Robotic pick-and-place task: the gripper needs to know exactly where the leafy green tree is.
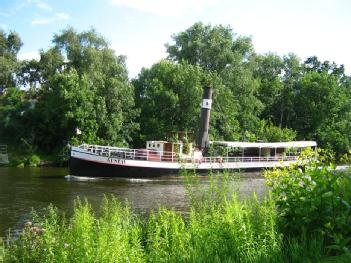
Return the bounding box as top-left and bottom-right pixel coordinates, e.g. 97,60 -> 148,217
220,64 -> 263,136
317,116 -> 351,154
50,28 -> 138,146
0,30 -> 22,90
292,72 -> 338,136
277,54 -> 303,127
166,22 -> 253,72
290,70 -> 351,153
255,120 -> 296,142
30,70 -> 97,152
134,60 -> 204,143
304,56 -> 346,80
166,23 -> 260,139
133,60 -> 241,145
19,28 -> 139,155
0,87 -> 28,143
253,53 -> 284,121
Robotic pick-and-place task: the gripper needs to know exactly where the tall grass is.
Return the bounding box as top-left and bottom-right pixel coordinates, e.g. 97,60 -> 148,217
0,171 -> 344,262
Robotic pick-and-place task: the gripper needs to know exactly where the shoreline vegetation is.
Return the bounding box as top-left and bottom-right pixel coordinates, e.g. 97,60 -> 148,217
1,152 -> 350,262
2,23 -> 351,167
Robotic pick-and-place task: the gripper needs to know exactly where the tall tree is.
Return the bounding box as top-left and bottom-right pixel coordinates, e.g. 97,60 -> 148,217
253,53 -> 284,122
22,28 -> 139,154
133,60 -> 241,145
0,30 -> 22,90
292,71 -> 349,139
220,64 -> 263,135
166,22 -> 253,72
166,23 -> 262,138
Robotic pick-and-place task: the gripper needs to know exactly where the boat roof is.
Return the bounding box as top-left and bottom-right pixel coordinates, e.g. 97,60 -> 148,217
210,141 -> 317,148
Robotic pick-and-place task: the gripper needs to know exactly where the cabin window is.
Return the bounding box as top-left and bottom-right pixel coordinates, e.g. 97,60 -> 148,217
153,144 -> 155,147
148,143 -> 151,147
157,144 -> 160,148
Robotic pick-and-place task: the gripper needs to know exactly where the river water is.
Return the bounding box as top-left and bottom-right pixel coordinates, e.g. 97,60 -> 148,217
0,167 -> 266,238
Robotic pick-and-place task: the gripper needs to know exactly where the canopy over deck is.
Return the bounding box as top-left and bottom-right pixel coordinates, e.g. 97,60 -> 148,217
210,141 -> 317,148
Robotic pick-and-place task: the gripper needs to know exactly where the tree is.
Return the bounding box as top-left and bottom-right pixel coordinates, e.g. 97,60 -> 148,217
133,60 -> 241,145
291,70 -> 351,154
255,120 -> 296,142
220,64 -> 263,136
292,72 -> 339,136
0,30 -> 22,90
166,23 -> 261,139
20,28 -> 139,155
0,87 -> 29,144
166,22 -> 253,72
253,53 -> 284,121
30,70 -> 97,152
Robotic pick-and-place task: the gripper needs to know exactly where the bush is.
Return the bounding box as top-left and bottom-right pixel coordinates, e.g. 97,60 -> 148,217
264,149 -> 351,253
26,154 -> 41,167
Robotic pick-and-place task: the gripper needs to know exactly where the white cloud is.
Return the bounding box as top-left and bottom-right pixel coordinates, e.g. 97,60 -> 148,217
18,51 -> 40,61
111,0 -> 219,16
31,12 -> 69,25
27,0 -> 53,11
0,24 -> 8,29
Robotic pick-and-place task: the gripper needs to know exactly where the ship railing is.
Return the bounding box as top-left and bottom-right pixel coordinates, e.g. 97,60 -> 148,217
200,155 -> 298,163
79,144 -> 179,161
78,144 -> 299,163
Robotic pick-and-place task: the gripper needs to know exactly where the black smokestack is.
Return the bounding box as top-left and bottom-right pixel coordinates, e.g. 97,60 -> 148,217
197,87 -> 213,150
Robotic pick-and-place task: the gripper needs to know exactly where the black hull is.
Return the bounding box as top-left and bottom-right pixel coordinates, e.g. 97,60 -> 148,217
69,157 -> 214,178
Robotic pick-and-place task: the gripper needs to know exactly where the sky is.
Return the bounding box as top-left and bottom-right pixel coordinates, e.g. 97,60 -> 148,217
1,0 -> 350,78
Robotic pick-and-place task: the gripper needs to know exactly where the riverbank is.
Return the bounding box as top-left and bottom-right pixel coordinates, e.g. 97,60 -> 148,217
4,148 -> 68,168
1,162 -> 350,262
0,167 -> 267,238
0,191 -> 343,263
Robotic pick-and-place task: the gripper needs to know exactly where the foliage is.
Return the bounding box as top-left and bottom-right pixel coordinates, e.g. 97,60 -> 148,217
26,154 -> 41,167
3,198 -> 144,263
2,24 -> 351,162
1,173 -> 341,262
133,60 -> 203,142
1,28 -> 139,161
255,120 -> 296,142
265,149 -> 351,253
183,142 -> 190,154
133,60 -> 241,144
166,22 -> 261,139
0,30 -> 22,89
0,87 -> 28,143
166,22 -> 253,72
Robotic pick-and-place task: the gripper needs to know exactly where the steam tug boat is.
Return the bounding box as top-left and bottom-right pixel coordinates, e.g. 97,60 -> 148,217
69,87 -> 317,177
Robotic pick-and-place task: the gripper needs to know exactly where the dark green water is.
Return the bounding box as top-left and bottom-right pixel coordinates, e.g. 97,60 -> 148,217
0,167 -> 266,237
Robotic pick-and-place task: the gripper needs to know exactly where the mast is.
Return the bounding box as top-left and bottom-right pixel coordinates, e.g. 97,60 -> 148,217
196,87 -> 213,150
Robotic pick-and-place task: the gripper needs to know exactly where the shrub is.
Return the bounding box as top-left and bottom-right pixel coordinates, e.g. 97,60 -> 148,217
26,154 -> 41,167
264,149 -> 351,253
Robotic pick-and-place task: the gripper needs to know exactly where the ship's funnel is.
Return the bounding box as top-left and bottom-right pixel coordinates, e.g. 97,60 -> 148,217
196,87 -> 213,150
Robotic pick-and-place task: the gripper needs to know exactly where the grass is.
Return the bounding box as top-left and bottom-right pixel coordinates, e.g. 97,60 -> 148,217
0,172 -> 349,262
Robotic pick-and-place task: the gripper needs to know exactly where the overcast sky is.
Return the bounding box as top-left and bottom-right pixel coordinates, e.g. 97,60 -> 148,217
1,0 -> 350,78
